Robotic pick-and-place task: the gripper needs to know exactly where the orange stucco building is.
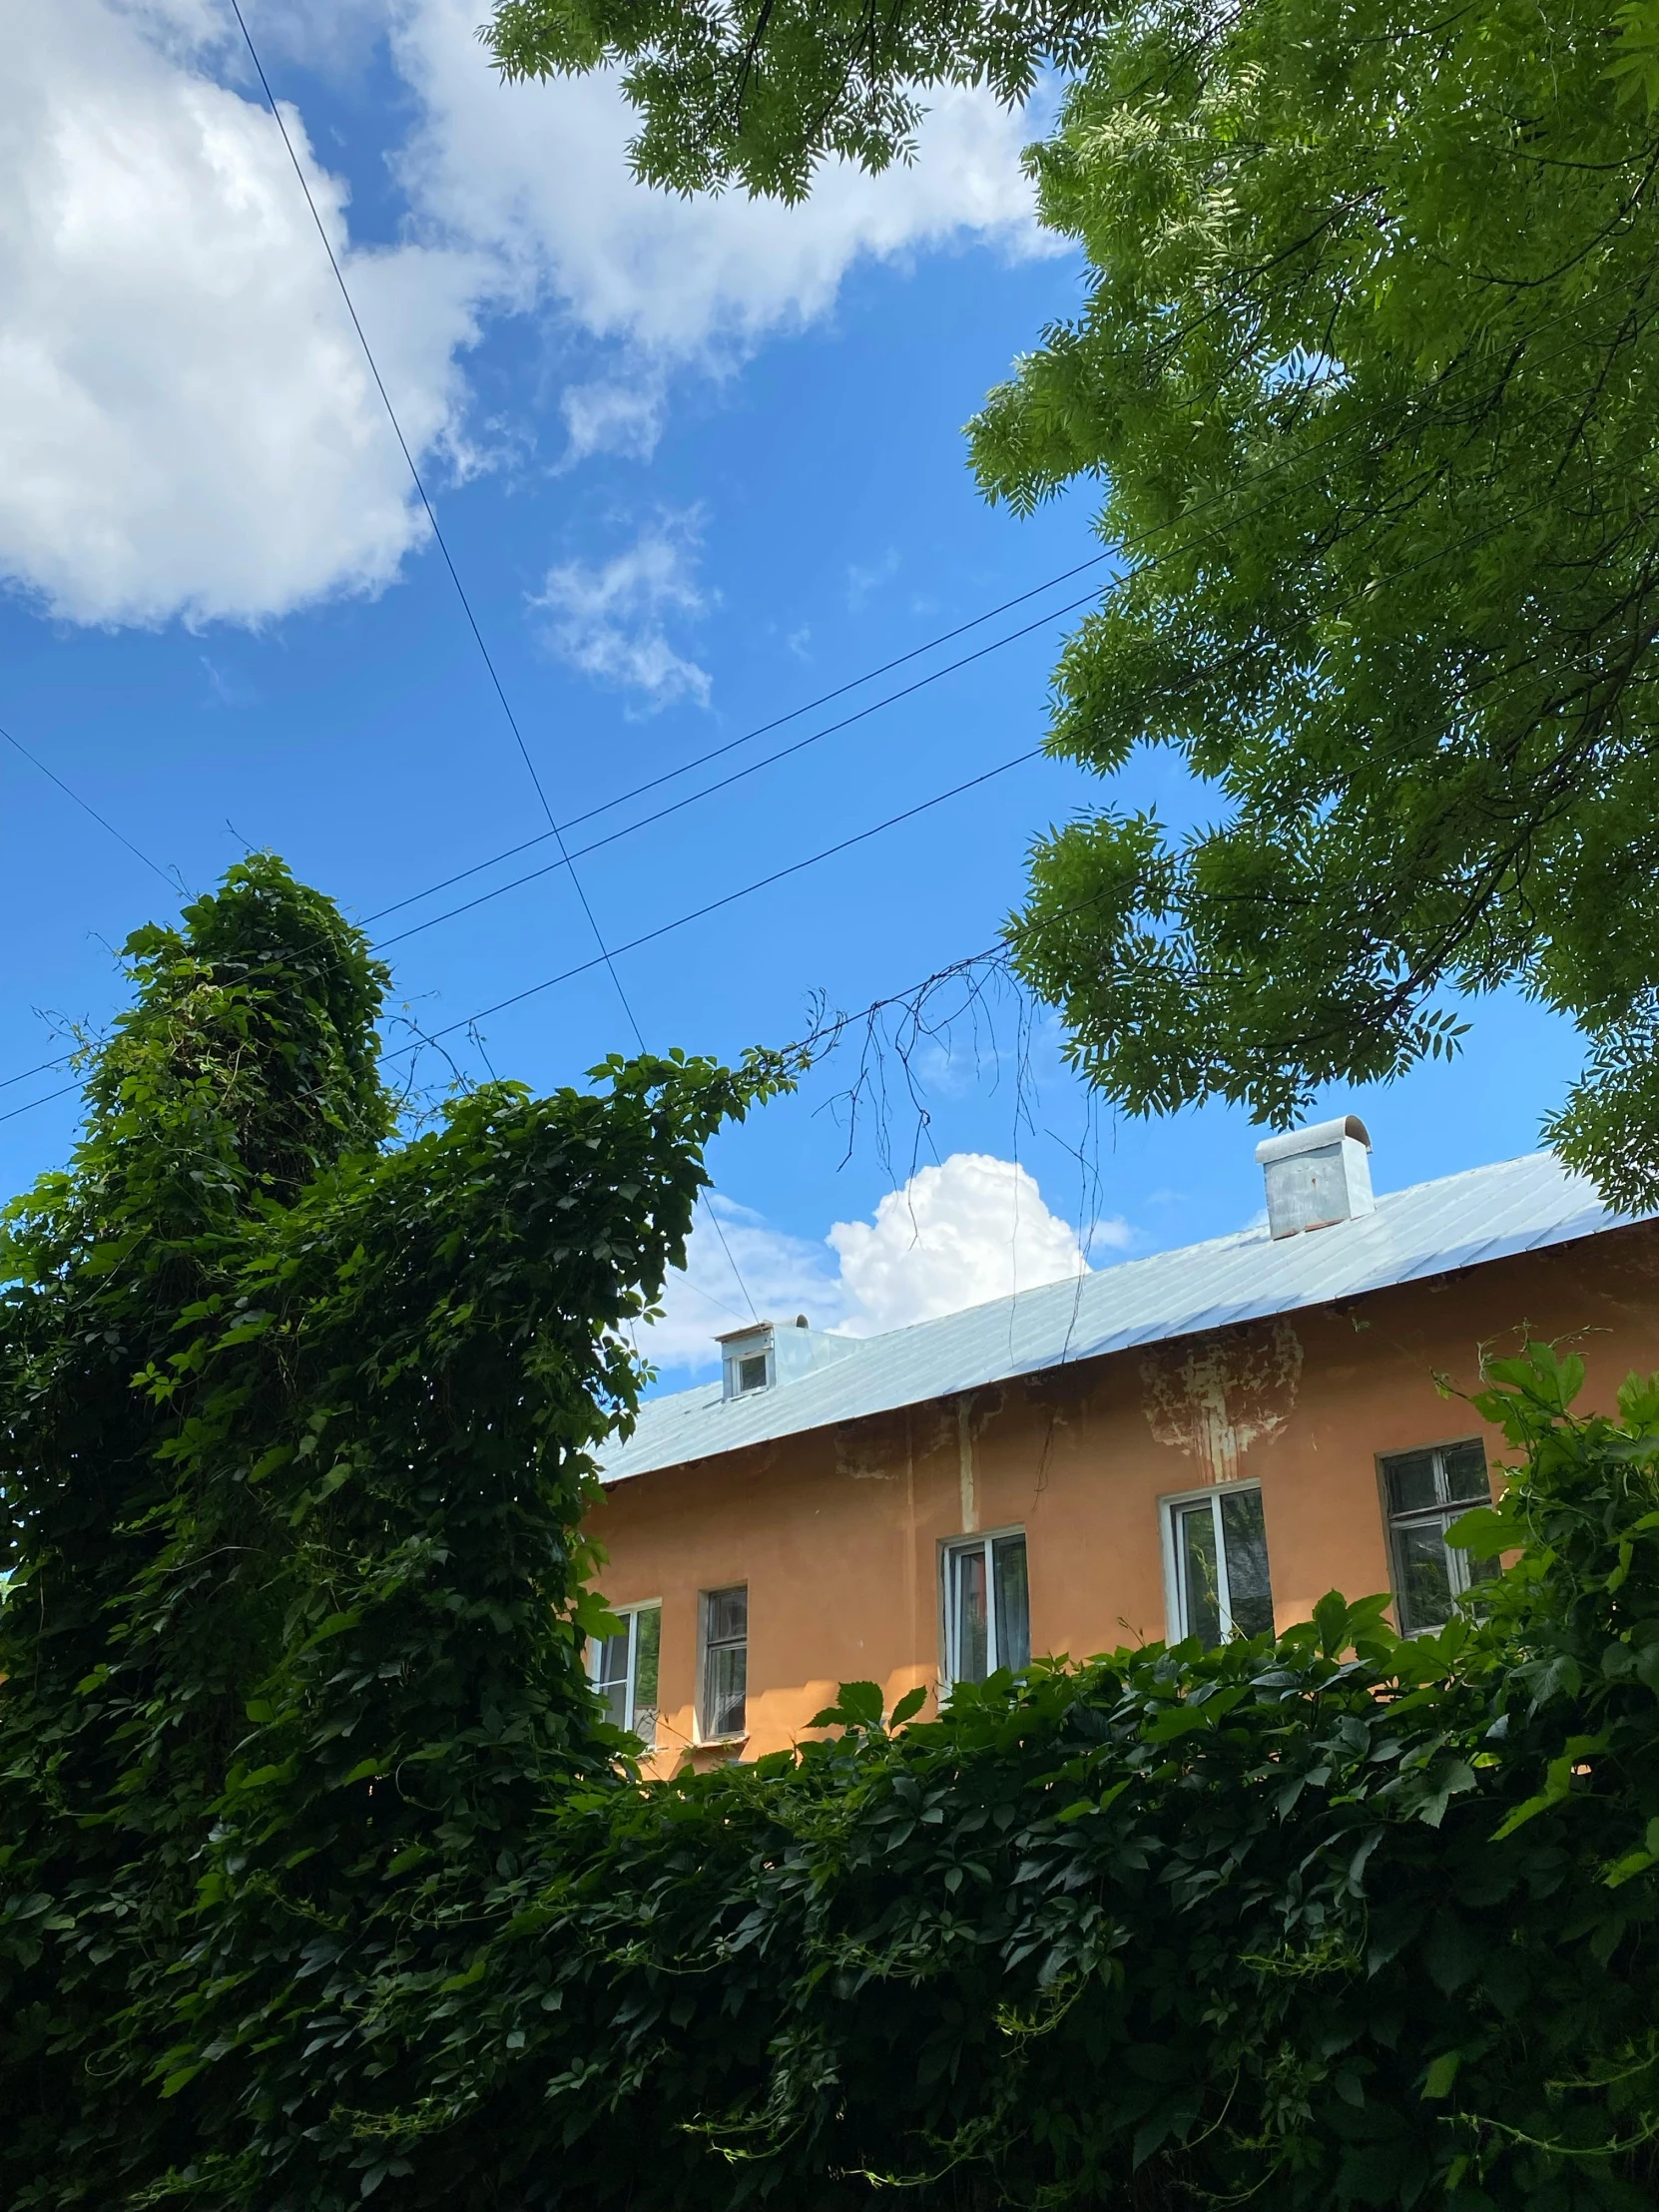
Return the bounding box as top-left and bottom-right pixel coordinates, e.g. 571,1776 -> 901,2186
586,1124 -> 1659,1775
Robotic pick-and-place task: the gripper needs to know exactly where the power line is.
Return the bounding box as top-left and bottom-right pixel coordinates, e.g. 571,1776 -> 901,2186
0,744 -> 1060,1129
0,743 -> 1038,1124
0,407 -> 1355,1107
0,1080 -> 81,1127
345,404 -> 1381,946
362,559 -> 1112,926
0,1052 -> 77,1094
226,9 -> 551,818
224,1 -> 647,1039
380,746 -> 1044,1058
227,3 -> 760,1312
370,583 -> 1101,949
1,723 -> 179,891
0,560 -> 1087,1109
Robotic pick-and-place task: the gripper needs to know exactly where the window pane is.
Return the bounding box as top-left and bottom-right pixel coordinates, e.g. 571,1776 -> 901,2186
703,1587 -> 747,1738
1383,1449 -> 1439,1516
633,1607 -> 660,1748
1176,1502 -> 1224,1647
705,1641 -> 747,1738
706,1585 -> 747,1646
594,1628 -> 631,1729
992,1535 -> 1030,1673
951,1544 -> 989,1684
738,1354 -> 769,1392
1441,1440 -> 1490,1504
1218,1488 -> 1274,1639
1394,1517 -> 1454,1634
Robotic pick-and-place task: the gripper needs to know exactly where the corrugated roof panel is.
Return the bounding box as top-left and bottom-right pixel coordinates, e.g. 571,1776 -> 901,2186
597,1153 -> 1630,1484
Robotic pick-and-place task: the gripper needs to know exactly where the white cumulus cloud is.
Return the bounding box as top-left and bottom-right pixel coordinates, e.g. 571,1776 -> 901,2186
0,0 -> 1054,630
389,0 -> 1052,360
0,0 -> 485,626
638,1153 -> 1122,1378
531,510 -> 712,709
829,1153 -> 1090,1335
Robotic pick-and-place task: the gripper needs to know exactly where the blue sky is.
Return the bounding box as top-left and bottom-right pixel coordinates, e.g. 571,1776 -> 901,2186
0,0 -> 1586,1379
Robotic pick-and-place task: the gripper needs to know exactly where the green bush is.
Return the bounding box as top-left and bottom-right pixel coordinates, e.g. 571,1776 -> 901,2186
4,862 -> 1659,2209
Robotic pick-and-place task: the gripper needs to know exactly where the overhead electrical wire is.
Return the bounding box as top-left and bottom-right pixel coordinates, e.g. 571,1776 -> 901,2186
224,1 -> 765,1313
361,559 -> 1113,926
377,746 -> 1045,1060
0,396 -> 1383,1119
0,741 -> 1046,1125
0,554 -> 1098,1109
0,1081 -> 82,1127
223,1 -> 639,1009
226,11 -> 551,814
368,586 -> 1101,948
0,433 -> 1339,1113
0,247 -> 1618,1151
2,322 -> 1388,1110
0,1052 -> 77,1094
1,722 -> 180,891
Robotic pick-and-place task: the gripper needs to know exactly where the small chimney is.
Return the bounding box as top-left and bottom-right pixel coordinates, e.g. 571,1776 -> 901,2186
1255,1115 -> 1375,1239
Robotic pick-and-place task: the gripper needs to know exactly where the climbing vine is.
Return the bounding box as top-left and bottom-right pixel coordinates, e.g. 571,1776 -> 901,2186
0,856 -> 788,2207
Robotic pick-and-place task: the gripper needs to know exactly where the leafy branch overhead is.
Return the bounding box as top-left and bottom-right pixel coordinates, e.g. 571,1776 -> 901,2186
487,0 -> 1659,1208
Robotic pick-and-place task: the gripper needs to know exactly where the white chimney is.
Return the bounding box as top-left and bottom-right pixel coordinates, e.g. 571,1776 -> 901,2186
1254,1115 -> 1375,1239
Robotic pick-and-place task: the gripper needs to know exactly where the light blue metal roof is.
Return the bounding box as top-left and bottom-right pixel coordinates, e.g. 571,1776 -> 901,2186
597,1152 -> 1629,1484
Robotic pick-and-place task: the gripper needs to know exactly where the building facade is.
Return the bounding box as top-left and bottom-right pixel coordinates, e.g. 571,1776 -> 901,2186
587,1125 -> 1659,1774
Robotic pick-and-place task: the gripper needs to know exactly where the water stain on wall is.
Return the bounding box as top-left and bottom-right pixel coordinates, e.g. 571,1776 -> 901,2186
1140,1319 -> 1305,1482
835,1406 -> 947,1482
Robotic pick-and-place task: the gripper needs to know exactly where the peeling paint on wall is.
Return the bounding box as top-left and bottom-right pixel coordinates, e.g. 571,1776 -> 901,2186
1140,1319 -> 1305,1483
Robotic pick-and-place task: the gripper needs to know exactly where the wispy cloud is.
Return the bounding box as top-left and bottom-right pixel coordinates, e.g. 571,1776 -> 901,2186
846,548 -> 900,610
559,374 -> 667,466
530,509 -> 712,711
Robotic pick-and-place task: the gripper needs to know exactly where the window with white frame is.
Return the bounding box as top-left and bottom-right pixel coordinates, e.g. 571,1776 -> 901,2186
942,1530 -> 1030,1688
701,1584 -> 748,1740
721,1335 -> 773,1398
1381,1439 -> 1496,1634
588,1602 -> 660,1748
1165,1484 -> 1275,1645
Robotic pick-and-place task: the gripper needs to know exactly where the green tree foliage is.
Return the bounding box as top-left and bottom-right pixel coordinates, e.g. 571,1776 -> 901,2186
486,0 -> 1098,199
9,859 -> 1659,2211
0,855 -> 786,2207
484,0 -> 1659,1209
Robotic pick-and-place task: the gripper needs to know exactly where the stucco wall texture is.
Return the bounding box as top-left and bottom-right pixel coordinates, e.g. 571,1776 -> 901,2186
587,1222 -> 1659,1776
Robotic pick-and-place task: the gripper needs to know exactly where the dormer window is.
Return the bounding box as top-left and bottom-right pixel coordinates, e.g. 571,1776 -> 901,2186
719,1323 -> 776,1400
715,1315 -> 859,1401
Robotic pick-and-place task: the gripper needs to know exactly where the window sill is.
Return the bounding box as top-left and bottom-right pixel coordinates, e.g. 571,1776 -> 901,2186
682,1734 -> 748,1774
